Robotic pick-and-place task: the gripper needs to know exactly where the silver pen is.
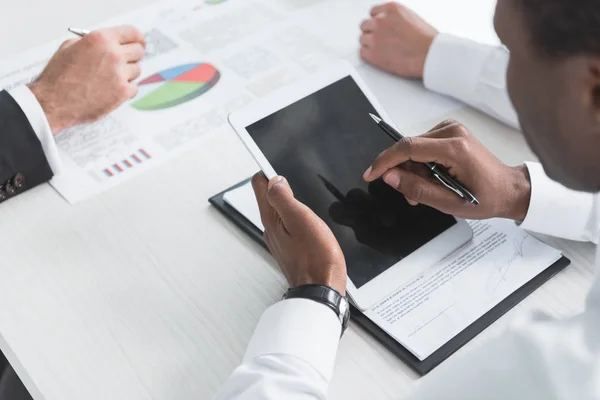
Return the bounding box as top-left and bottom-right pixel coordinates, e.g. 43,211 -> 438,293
68,28 -> 90,37
369,113 -> 479,205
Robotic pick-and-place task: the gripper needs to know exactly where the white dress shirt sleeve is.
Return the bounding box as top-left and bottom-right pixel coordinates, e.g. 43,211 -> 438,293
6,86 -> 63,175
213,299 -> 341,400
410,301 -> 600,400
520,162 -> 600,243
424,34 -> 519,130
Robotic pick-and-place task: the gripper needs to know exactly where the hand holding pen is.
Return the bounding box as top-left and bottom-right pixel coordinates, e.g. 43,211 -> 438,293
363,118 -> 532,221
369,114 -> 478,204
27,26 -> 146,134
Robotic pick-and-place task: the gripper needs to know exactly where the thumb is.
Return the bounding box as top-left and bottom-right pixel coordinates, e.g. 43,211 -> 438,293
267,177 -> 306,228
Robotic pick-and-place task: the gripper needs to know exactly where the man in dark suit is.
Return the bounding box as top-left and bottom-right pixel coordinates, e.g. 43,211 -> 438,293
0,25 -> 146,204
0,24 -> 146,399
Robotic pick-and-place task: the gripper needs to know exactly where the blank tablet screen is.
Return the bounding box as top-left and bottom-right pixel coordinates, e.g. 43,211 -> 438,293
246,76 -> 456,288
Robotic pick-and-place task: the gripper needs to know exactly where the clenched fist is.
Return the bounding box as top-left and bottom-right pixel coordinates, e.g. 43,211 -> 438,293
29,25 -> 146,134
360,2 -> 438,78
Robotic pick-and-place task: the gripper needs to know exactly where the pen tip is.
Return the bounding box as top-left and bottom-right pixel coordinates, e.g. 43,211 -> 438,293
369,113 -> 381,123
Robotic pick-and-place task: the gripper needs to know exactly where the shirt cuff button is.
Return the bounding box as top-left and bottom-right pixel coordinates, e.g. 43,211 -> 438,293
13,174 -> 24,189
5,182 -> 15,196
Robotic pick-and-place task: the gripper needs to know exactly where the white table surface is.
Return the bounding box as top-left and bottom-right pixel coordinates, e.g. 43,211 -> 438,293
0,1 -> 596,399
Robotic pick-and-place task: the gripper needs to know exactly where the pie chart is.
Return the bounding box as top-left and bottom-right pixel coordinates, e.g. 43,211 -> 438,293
133,63 -> 221,111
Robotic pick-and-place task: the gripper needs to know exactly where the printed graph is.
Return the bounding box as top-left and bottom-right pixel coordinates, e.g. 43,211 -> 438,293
103,149 -> 152,177
133,63 -> 221,111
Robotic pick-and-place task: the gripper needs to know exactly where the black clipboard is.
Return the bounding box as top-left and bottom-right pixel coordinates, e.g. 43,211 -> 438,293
209,178 -> 571,376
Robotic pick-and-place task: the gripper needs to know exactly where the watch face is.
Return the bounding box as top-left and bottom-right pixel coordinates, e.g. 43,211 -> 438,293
339,298 -> 349,316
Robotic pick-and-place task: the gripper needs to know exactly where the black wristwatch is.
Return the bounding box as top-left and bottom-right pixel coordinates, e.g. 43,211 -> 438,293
283,284 -> 350,336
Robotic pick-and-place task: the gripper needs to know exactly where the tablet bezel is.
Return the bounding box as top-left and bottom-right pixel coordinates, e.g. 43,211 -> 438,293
229,60 -> 473,311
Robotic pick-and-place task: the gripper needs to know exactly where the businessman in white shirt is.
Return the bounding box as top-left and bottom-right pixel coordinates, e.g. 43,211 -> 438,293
0,25 -> 145,400
215,0 -> 600,399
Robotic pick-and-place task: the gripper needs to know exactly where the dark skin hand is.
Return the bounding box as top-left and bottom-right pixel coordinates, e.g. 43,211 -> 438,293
364,120 -> 532,221
252,173 -> 347,294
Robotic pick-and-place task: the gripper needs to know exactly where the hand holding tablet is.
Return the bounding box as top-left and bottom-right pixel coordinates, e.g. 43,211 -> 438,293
251,174 -> 348,295
229,60 -> 473,310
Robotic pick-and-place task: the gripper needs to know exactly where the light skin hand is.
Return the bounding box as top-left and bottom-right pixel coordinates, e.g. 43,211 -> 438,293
363,121 -> 532,221
28,25 -> 146,134
252,173 -> 347,294
360,2 -> 438,78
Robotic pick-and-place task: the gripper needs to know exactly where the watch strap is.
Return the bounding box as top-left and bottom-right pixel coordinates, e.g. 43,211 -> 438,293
283,284 -> 350,336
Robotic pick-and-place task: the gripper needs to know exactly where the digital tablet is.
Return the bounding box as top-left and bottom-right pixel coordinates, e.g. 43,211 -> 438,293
229,60 -> 473,310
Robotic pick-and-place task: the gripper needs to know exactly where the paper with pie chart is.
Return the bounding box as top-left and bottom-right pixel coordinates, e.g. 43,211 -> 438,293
0,0 -> 369,204
133,63 -> 221,111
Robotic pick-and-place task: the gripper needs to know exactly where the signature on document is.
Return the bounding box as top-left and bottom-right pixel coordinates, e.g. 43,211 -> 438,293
486,234 -> 529,294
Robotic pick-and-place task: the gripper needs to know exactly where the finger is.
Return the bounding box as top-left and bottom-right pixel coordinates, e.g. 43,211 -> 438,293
360,46 -> 375,64
266,177 -> 312,230
368,122 -> 466,179
364,122 -> 469,182
394,162 -> 431,206
401,160 -> 430,179
426,120 -> 457,134
382,167 -> 475,214
360,18 -> 376,33
124,83 -> 138,99
126,63 -> 142,82
364,136 -> 456,181
121,43 -> 145,62
359,33 -> 374,48
110,25 -> 146,46
423,120 -> 466,139
59,38 -> 79,50
252,173 -> 278,230
371,2 -> 396,16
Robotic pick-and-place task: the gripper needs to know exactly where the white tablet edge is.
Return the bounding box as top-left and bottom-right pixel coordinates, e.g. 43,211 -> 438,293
228,60 -> 473,311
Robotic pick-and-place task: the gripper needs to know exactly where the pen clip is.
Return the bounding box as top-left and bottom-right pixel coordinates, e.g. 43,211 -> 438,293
432,172 -> 465,198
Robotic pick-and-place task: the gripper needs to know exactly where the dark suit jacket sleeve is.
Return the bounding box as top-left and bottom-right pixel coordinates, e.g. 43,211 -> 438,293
0,90 -> 53,203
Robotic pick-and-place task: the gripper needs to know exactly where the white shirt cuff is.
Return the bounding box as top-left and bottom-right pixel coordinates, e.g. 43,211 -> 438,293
520,162 -> 597,242
424,33 -> 496,103
7,86 -> 63,175
243,299 -> 341,381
